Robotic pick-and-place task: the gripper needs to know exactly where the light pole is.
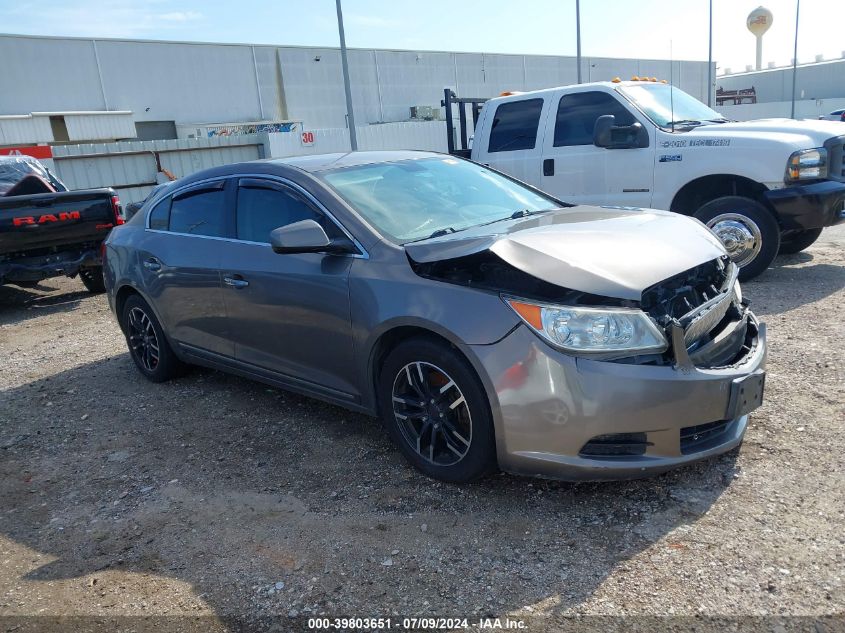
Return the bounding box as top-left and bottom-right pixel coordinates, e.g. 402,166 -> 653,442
707,0 -> 713,107
575,0 -> 582,83
336,0 -> 358,150
790,0 -> 800,119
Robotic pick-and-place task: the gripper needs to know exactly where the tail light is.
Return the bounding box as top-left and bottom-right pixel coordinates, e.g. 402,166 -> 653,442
111,194 -> 125,226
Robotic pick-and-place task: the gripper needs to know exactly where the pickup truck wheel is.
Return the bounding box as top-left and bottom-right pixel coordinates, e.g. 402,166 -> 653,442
122,295 -> 181,383
779,228 -> 823,255
378,338 -> 497,483
694,196 -> 780,281
79,267 -> 106,293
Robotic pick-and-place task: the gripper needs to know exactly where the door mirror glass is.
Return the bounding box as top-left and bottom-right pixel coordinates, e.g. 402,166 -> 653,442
593,115 -> 648,149
270,219 -> 354,255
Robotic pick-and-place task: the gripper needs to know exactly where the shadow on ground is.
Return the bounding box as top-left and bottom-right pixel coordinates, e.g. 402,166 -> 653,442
1,354 -> 740,631
0,280 -> 92,326
745,253 -> 844,313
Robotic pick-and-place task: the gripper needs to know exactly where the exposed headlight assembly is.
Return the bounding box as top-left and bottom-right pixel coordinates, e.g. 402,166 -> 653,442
786,147 -> 827,182
504,298 -> 668,357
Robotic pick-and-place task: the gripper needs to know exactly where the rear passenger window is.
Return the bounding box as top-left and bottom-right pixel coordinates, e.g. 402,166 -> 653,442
236,182 -> 341,243
168,185 -> 227,237
148,198 -> 170,230
488,99 -> 544,153
553,91 -> 636,147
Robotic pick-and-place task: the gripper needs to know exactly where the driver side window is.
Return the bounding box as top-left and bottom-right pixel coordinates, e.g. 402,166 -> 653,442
236,179 -> 342,243
554,92 -> 636,147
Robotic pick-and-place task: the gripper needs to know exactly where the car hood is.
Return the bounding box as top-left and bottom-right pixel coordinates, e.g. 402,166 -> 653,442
686,118 -> 844,147
404,206 -> 726,301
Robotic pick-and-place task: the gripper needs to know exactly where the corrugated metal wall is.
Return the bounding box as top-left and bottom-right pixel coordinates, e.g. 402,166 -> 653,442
0,34 -> 713,132
266,121 -> 447,158
717,59 -> 845,103
52,135 -> 267,203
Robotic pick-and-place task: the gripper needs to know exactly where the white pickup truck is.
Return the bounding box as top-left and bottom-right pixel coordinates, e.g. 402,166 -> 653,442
444,81 -> 845,279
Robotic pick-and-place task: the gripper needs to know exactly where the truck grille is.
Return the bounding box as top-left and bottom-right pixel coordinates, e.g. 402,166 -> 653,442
824,135 -> 845,182
641,257 -> 740,350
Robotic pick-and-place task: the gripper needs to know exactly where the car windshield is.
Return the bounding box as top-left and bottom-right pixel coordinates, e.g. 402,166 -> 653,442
320,157 -> 559,243
618,84 -> 726,128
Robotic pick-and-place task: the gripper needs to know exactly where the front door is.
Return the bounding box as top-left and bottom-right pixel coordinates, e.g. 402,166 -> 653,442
216,177 -> 358,399
540,90 -> 654,207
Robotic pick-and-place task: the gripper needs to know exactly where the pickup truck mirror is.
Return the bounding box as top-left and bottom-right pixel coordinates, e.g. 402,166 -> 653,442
270,219 -> 356,255
593,115 -> 649,149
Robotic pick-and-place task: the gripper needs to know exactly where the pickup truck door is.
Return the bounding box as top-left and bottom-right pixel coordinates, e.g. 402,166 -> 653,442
472,97 -> 551,187
139,179 -> 233,357
539,90 -> 654,208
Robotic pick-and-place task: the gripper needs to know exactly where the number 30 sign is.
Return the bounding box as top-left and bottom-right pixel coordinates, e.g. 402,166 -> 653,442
301,131 -> 315,146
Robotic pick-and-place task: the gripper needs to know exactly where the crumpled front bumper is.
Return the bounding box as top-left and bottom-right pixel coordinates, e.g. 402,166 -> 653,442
470,315 -> 767,481
765,180 -> 845,230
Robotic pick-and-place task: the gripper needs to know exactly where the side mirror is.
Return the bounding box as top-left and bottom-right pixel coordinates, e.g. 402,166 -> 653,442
270,219 -> 356,255
593,114 -> 649,149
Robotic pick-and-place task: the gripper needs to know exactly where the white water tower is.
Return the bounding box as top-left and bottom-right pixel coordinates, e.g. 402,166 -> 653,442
747,6 -> 773,71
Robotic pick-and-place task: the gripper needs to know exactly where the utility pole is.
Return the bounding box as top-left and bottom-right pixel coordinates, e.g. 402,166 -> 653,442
336,0 -> 358,150
707,0 -> 713,107
575,0 -> 582,83
790,0 -> 800,119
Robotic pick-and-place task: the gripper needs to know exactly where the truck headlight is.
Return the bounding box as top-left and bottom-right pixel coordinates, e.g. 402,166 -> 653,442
786,147 -> 827,182
505,298 -> 668,356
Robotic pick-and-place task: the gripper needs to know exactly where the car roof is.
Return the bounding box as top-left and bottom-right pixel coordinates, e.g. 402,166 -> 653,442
268,150 -> 443,173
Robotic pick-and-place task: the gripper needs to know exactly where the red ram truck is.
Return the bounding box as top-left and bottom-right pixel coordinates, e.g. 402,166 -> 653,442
0,155 -> 122,293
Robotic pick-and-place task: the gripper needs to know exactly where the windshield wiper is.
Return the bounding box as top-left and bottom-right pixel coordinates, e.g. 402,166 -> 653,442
706,118 -> 731,123
428,227 -> 458,238
667,119 -> 702,128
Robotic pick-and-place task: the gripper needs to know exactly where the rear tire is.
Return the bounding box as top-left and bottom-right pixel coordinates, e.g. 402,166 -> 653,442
377,338 -> 497,483
694,196 -> 780,282
778,228 -> 823,255
79,267 -> 106,293
122,294 -> 181,383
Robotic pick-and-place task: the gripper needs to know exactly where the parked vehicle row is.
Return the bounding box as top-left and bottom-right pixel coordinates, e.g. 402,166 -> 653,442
103,152 -> 766,483
0,155 -> 121,292
445,80 -> 845,280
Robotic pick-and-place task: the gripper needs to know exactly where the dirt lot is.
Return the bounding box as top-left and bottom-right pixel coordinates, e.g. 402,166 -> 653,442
1,227 -> 843,632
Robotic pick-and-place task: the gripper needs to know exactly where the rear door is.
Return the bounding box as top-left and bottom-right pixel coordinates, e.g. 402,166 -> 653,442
216,177 -> 358,399
540,90 -> 654,207
473,97 -> 549,187
138,179 -> 233,357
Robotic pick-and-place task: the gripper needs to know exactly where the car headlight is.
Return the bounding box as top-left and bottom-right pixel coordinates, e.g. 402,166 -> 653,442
786,147 -> 827,182
504,297 -> 668,357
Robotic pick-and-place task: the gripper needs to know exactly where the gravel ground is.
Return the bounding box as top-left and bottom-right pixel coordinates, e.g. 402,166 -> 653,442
1,226 -> 843,632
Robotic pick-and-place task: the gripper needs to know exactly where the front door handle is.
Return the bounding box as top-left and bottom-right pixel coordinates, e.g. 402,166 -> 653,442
143,257 -> 162,272
223,275 -> 249,289
543,158 -> 555,176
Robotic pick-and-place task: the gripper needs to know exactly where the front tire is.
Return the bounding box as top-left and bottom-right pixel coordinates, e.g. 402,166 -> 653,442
378,338 -> 497,483
122,294 -> 181,383
79,267 -> 106,293
694,196 -> 780,282
779,228 -> 823,255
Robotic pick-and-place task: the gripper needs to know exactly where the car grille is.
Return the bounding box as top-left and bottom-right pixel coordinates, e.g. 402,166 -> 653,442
825,135 -> 845,182
579,432 -> 650,458
680,420 -> 732,455
641,257 -> 740,350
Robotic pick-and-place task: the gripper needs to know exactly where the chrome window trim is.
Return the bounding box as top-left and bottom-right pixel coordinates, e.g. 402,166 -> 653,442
144,173 -> 369,259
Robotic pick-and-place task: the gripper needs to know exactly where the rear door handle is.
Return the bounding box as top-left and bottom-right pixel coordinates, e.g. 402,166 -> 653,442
223,275 -> 249,289
143,257 -> 162,272
543,158 -> 555,177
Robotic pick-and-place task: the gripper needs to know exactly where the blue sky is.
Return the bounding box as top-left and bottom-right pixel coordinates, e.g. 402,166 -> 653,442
1,0 -> 842,72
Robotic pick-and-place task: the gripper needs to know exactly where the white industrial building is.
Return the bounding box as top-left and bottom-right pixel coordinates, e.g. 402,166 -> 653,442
0,33 -> 713,145
715,56 -> 845,120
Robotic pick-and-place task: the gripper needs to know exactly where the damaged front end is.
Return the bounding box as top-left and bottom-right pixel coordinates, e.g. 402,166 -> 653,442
640,256 -> 760,370
411,248 -> 759,371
